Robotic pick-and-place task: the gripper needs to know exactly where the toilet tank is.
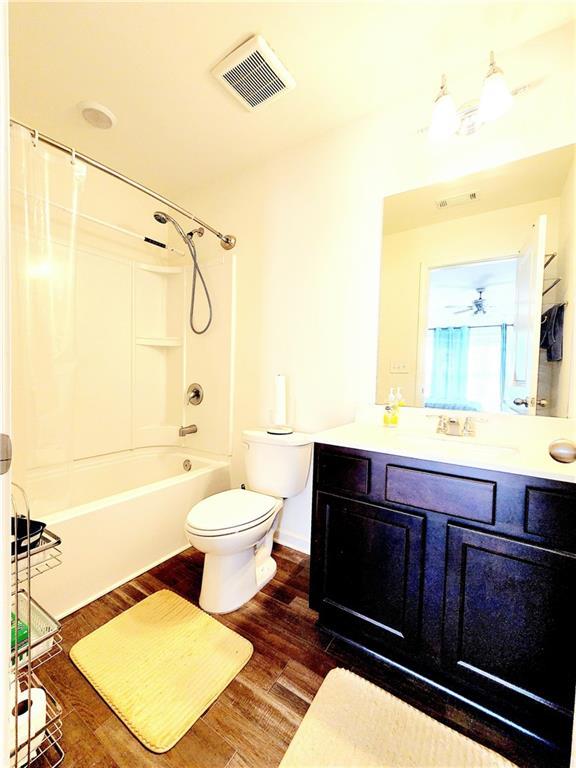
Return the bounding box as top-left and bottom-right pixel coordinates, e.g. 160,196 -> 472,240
242,429 -> 313,498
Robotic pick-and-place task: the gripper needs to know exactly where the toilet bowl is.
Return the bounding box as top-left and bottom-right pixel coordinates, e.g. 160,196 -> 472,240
185,428 -> 312,614
186,488 -> 283,613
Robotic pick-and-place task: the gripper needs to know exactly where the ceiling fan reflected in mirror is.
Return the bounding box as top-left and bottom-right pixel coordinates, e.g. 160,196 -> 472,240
446,287 -> 488,315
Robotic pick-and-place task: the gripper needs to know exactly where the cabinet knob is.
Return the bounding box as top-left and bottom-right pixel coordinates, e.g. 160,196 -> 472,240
549,439 -> 576,464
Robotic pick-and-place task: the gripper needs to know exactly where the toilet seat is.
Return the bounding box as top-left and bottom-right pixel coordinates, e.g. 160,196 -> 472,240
186,488 -> 281,537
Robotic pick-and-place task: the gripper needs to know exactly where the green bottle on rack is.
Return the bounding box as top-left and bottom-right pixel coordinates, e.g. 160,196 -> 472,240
10,612 -> 29,651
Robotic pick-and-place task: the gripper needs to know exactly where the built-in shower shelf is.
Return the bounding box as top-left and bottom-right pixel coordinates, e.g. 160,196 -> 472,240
135,337 -> 182,347
136,263 -> 184,275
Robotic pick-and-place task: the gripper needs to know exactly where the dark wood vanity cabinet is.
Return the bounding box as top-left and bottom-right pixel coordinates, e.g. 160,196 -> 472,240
310,443 -> 576,754
316,493 -> 425,654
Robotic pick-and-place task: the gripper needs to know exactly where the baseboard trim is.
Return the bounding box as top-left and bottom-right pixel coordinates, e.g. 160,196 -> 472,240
274,527 -> 310,554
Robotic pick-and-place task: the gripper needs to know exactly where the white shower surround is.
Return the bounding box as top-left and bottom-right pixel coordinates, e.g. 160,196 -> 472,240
30,448 -> 230,618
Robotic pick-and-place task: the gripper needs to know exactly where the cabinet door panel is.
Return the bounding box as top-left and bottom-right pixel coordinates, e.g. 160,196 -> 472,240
318,493 -> 424,652
443,525 -> 576,720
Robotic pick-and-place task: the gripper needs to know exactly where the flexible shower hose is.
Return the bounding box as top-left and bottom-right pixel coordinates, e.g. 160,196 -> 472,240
185,234 -> 212,335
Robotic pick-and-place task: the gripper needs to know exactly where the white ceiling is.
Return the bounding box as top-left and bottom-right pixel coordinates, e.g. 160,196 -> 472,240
428,259 -> 517,327
9,2 -> 576,197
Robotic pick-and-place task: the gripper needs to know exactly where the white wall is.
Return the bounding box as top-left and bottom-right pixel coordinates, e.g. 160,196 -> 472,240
377,197 -> 560,405
181,249 -> 236,458
185,22 -> 576,553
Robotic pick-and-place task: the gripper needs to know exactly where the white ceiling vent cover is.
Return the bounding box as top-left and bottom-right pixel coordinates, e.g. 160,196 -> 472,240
435,191 -> 479,209
212,35 -> 295,111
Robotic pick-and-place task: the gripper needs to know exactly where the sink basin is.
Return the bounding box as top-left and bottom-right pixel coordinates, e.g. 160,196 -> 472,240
390,434 -> 519,458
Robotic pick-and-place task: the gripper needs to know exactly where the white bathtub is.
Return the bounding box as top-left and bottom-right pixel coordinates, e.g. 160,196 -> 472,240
28,448 -> 230,618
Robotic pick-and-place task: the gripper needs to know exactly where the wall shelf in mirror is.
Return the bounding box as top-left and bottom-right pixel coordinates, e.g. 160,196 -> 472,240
544,252 -> 557,269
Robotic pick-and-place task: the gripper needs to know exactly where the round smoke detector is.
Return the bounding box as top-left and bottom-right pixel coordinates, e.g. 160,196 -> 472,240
78,101 -> 117,130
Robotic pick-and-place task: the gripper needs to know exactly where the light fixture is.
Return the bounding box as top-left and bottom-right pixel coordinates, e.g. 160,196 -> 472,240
428,75 -> 458,142
78,101 -> 117,130
478,51 -> 512,123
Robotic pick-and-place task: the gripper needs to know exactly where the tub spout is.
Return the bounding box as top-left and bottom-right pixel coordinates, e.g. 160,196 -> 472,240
179,424 -> 198,437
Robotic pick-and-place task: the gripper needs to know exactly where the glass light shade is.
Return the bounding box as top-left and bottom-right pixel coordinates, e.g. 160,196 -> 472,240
428,93 -> 458,141
478,71 -> 512,122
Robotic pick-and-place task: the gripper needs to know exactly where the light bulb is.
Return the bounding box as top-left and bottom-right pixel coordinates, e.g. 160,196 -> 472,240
428,75 -> 458,142
478,52 -> 512,123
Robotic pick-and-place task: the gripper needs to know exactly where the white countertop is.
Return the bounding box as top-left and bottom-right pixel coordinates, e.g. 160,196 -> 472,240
314,421 -> 576,484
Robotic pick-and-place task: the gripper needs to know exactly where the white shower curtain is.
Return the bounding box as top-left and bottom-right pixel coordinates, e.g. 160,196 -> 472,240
10,125 -> 86,488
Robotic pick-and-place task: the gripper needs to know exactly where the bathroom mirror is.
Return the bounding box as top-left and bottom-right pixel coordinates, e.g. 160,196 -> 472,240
377,144 -> 575,417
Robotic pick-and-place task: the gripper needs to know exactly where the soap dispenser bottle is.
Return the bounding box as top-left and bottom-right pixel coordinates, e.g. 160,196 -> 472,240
383,388 -> 399,428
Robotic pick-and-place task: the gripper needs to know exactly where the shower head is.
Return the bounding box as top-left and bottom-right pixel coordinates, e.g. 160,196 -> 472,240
154,210 -> 236,250
153,210 -> 189,241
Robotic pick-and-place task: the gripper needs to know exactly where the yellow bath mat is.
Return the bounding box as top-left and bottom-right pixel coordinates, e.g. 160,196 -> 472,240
280,668 -> 518,767
70,589 -> 253,753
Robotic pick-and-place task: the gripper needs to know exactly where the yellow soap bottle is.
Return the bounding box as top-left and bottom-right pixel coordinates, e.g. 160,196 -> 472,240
383,404 -> 398,428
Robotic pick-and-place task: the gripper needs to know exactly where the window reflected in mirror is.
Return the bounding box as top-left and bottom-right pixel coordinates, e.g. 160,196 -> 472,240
423,259 -> 517,413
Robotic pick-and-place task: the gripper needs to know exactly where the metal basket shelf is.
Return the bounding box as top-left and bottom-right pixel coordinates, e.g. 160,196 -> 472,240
10,673 -> 63,768
31,724 -> 65,768
11,592 -> 62,672
11,529 -> 62,590
10,482 -> 65,767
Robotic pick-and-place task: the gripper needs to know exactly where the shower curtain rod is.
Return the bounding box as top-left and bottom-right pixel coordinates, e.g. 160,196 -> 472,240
12,187 -> 187,258
10,118 -> 237,250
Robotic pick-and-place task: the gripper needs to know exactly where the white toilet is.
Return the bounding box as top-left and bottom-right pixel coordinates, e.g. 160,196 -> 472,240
185,429 -> 312,614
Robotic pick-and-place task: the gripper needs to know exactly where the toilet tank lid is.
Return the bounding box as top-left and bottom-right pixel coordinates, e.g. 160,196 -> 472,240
242,429 -> 312,447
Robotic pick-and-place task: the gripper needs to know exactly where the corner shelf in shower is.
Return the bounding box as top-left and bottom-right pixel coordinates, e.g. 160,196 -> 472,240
136,263 -> 185,275
135,336 -> 182,347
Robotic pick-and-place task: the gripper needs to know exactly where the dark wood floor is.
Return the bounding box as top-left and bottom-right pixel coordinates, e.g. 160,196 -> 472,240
36,544 -> 564,768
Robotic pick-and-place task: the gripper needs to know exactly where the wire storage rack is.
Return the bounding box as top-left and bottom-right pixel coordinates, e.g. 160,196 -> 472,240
10,483 -> 64,768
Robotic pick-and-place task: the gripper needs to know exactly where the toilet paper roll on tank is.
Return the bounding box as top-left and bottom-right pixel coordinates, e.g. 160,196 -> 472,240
267,374 -> 294,435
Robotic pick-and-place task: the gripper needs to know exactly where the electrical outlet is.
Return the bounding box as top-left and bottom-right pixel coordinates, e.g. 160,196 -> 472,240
389,361 -> 409,374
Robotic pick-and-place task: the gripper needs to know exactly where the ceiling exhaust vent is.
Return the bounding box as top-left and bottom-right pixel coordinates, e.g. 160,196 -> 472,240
212,35 -> 295,111
435,191 -> 479,209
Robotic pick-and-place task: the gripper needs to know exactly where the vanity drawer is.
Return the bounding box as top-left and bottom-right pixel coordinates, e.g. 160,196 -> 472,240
385,465 -> 496,523
525,488 -> 576,550
317,451 -> 371,495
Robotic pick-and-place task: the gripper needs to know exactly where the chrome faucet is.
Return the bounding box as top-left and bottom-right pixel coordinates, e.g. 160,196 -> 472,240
445,416 -> 463,436
179,424 -> 198,437
436,415 -> 474,437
